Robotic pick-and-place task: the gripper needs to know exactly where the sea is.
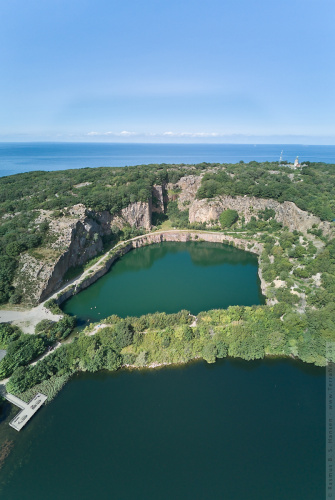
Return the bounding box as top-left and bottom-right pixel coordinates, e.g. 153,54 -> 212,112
0,142 -> 335,177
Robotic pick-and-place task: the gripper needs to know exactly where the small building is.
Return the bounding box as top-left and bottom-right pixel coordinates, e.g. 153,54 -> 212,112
294,156 -> 301,168
283,156 -> 304,170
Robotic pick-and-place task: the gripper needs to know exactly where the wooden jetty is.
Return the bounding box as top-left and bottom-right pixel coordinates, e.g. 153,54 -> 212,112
5,393 -> 47,431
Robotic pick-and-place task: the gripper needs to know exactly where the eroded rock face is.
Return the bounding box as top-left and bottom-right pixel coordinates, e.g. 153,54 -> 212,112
167,175 -> 202,210
189,195 -> 333,235
152,185 -> 165,213
114,200 -> 152,229
166,174 -> 332,236
15,206 -> 104,305
94,200 -> 152,231
14,199 -> 153,304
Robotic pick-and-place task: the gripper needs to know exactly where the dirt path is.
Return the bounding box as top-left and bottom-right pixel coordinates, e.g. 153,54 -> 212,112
30,342 -> 62,366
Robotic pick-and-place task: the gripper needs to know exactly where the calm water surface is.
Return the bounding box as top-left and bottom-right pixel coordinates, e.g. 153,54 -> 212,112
62,241 -> 264,323
1,142 -> 335,177
0,359 -> 325,500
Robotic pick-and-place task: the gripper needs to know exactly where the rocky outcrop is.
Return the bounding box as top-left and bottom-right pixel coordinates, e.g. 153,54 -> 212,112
167,175 -> 202,210
189,195 -> 333,235
15,205 -> 104,305
112,201 -> 152,230
152,184 -> 165,213
165,174 -> 332,235
14,198 -> 154,305
94,200 -> 152,232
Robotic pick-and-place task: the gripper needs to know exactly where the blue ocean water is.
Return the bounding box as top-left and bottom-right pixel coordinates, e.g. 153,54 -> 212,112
0,143 -> 335,177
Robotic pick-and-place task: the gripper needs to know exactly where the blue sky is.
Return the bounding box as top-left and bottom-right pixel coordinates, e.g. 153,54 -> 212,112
0,0 -> 334,143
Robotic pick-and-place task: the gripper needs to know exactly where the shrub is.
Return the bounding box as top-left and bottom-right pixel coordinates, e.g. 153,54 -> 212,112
0,323 -> 21,348
219,209 -> 239,228
44,299 -> 62,315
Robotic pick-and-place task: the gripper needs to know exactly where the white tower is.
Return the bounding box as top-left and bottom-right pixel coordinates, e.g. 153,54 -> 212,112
294,156 -> 300,168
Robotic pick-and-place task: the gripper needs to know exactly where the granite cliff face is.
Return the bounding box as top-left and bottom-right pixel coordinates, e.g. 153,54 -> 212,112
188,195 -> 332,235
94,200 -> 152,232
14,198 -> 154,305
166,175 -> 202,209
152,184 -> 165,213
168,175 -> 332,235
14,205 -> 104,304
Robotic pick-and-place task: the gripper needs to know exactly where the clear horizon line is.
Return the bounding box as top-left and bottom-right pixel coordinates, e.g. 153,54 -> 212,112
1,140 -> 335,147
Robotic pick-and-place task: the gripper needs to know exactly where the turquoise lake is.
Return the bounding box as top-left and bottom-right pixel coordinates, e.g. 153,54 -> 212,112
62,241 -> 265,323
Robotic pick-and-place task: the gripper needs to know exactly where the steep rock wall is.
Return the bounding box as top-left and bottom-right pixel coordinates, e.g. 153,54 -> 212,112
152,184 -> 165,213
15,199 -> 153,305
189,195 -> 332,235
39,220 -> 103,302
94,200 -> 152,231
15,209 -> 104,305
167,175 -> 202,210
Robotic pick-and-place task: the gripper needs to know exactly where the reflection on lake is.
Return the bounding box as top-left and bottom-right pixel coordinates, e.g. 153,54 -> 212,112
63,241 -> 264,323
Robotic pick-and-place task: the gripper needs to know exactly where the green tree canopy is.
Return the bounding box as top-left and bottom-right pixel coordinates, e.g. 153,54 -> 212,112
219,209 -> 239,228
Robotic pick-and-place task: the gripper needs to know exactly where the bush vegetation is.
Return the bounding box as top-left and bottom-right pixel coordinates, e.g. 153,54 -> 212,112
0,315 -> 76,380
219,209 -> 239,228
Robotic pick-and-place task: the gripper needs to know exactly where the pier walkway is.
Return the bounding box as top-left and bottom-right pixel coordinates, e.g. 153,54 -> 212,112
5,393 -> 47,431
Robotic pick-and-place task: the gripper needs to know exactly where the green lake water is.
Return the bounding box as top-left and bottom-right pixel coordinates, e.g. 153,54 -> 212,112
0,241 -> 326,498
62,241 -> 265,323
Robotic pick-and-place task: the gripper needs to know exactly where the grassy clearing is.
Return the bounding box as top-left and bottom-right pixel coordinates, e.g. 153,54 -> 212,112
157,220 -> 173,230
28,247 -> 61,262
